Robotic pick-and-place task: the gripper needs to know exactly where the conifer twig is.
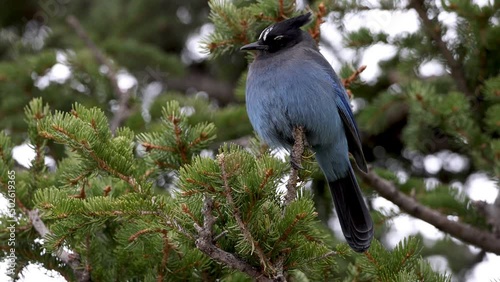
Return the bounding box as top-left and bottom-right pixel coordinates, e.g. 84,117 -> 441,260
213,230 -> 228,242
28,209 -> 91,282
194,195 -> 273,282
168,218 -> 194,240
310,3 -> 327,43
342,65 -> 366,99
408,0 -> 472,97
285,126 -> 305,205
303,250 -> 337,263
218,153 -> 272,271
342,65 -> 366,89
66,15 -> 131,134
360,170 -> 500,255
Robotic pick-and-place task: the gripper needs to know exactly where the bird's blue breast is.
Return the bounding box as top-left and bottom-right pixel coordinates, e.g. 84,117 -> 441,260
245,49 -> 346,149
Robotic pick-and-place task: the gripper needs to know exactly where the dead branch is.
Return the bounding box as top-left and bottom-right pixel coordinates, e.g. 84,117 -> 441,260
360,170 -> 500,255
28,209 -> 91,282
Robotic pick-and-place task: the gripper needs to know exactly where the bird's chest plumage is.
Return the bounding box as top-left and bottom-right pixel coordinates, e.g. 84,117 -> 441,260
245,52 -> 343,148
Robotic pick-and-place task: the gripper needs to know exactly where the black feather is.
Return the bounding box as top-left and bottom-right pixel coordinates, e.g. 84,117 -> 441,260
256,13 -> 312,53
329,167 -> 373,252
338,109 -> 368,173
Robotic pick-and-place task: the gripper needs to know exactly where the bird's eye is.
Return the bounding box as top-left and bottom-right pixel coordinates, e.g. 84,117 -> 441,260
274,35 -> 284,40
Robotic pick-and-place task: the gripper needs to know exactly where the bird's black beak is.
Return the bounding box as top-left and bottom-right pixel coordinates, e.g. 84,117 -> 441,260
240,41 -> 267,51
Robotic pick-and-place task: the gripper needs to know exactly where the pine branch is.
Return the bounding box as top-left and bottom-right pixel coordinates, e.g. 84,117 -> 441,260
49,128 -> 140,191
218,153 -> 272,271
66,15 -> 131,134
28,209 -> 91,282
194,195 -> 273,282
408,0 -> 472,97
285,126 -> 305,205
360,169 -> 500,255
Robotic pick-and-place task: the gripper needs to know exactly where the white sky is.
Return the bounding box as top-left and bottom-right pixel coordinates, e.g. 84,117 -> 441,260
2,0 -> 499,281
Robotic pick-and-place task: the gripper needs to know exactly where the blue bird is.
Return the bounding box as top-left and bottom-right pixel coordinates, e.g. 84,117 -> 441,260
241,13 -> 373,252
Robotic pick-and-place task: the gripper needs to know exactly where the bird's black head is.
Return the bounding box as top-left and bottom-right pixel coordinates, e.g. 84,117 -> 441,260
241,13 -> 312,54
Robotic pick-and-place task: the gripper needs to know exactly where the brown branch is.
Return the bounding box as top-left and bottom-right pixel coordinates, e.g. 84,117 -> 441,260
278,0 -> 285,20
304,250 -> 337,263
309,3 -> 327,43
360,170 -> 500,254
285,126 -> 305,205
194,195 -> 273,282
158,230 -> 170,282
342,65 -> 367,99
342,65 -> 367,89
141,142 -> 176,152
218,153 -> 273,271
79,140 -> 141,192
28,209 -> 91,282
408,0 -> 472,97
128,228 -> 165,242
170,115 -> 188,163
66,15 -> 131,134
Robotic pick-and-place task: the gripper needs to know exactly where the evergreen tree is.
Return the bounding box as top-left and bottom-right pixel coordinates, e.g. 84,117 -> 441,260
0,0 -> 498,281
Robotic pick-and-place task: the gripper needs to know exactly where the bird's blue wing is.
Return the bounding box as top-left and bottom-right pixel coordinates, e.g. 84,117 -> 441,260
304,48 -> 368,172
334,84 -> 368,173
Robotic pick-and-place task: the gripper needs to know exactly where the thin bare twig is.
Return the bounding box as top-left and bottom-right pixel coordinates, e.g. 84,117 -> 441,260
28,209 -> 91,282
168,218 -> 194,240
66,15 -> 131,134
360,170 -> 500,255
342,65 -> 367,89
213,230 -> 228,242
342,65 -> 367,99
194,196 -> 273,282
309,3 -> 327,43
285,126 -> 305,205
303,250 -> 337,264
408,0 -> 472,97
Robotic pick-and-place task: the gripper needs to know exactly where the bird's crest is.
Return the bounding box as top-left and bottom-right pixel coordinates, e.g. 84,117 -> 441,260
257,13 -> 312,44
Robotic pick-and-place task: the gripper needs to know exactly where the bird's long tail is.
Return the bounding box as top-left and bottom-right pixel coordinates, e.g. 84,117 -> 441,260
329,167 -> 373,252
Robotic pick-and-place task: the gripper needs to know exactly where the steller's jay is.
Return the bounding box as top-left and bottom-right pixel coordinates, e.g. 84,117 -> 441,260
241,13 -> 373,252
